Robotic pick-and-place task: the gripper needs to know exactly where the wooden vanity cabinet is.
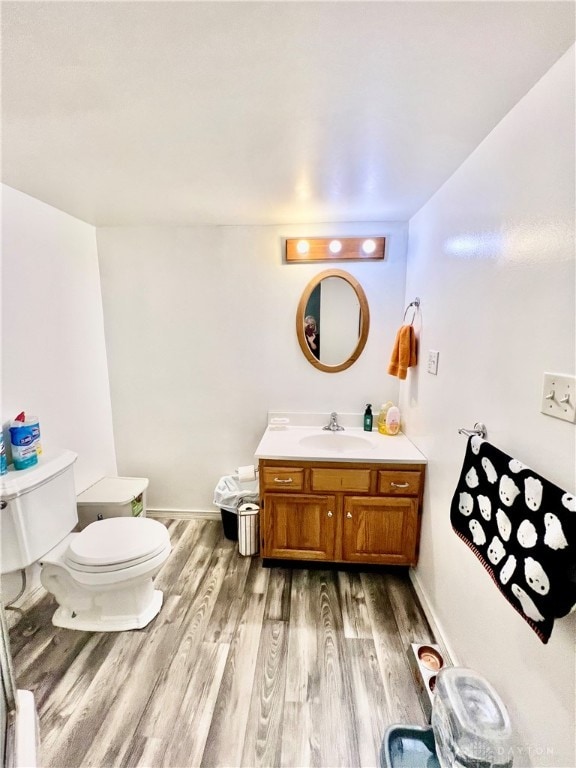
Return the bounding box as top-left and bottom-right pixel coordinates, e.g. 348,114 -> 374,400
261,493 -> 337,561
259,459 -> 425,566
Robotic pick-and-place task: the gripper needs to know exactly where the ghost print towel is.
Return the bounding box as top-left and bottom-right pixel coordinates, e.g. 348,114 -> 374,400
450,436 -> 576,643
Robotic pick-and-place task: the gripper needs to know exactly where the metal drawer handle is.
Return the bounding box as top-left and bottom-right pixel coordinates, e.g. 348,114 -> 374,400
274,477 -> 293,484
327,511 -> 333,518
346,512 -> 352,519
391,482 -> 410,488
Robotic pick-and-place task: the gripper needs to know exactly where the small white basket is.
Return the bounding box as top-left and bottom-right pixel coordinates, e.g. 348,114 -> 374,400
237,503 -> 259,556
76,476 -> 149,529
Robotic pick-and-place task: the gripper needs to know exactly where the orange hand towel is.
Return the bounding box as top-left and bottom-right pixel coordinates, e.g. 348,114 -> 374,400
388,324 -> 418,379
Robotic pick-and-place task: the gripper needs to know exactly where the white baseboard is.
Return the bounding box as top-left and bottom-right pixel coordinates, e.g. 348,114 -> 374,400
147,508 -> 220,521
409,567 -> 460,666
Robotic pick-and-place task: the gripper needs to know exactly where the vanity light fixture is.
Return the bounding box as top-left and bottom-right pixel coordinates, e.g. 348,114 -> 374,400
362,238 -> 376,254
285,236 -> 385,263
329,239 -> 342,254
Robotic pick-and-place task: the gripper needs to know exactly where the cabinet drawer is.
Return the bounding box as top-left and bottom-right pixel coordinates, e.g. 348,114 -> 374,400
262,467 -> 304,491
311,468 -> 371,492
378,471 -> 421,496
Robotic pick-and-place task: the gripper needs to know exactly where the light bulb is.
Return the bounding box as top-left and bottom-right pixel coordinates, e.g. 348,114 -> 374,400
296,240 -> 310,255
329,240 -> 342,254
362,239 -> 376,254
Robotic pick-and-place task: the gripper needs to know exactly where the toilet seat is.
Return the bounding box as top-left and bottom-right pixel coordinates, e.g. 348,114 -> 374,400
65,517 -> 170,573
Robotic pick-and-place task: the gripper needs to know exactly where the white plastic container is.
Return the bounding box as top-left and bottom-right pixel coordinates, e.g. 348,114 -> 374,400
76,476 -> 149,530
238,502 -> 259,556
432,667 -> 513,768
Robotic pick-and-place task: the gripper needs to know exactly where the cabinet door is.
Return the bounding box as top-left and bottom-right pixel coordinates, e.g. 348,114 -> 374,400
342,496 -> 420,565
261,494 -> 337,560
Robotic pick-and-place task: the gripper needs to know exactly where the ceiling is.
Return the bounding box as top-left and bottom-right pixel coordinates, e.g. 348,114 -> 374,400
2,1 -> 574,226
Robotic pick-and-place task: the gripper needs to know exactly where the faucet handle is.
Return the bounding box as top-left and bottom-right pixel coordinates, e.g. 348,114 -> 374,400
323,412 -> 339,430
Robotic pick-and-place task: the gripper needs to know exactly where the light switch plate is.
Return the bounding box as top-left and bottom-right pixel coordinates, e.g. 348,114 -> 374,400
427,350 -> 439,375
541,372 -> 576,423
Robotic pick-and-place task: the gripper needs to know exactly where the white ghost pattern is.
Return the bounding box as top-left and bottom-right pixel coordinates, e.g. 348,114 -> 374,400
478,495 -> 492,521
465,467 -> 479,488
511,583 -> 545,622
509,459 -> 528,474
561,493 -> 576,512
482,457 -> 498,484
524,477 -> 543,512
487,536 -> 506,565
470,435 -> 483,455
469,519 -> 486,546
458,492 -> 474,516
524,557 -> 550,595
544,513 -> 568,550
496,508 -> 512,542
517,519 -> 538,548
500,555 -> 517,585
499,475 -> 520,507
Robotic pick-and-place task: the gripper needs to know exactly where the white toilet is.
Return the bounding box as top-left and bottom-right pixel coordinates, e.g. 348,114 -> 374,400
1,449 -> 171,632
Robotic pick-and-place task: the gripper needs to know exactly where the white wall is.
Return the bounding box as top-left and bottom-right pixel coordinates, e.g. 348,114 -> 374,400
401,48 -> 575,767
96,222 -> 407,511
1,185 -> 117,492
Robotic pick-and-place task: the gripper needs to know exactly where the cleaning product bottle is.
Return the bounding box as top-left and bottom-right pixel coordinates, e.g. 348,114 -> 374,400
363,404 -> 373,432
377,402 -> 393,434
0,431 -> 7,476
9,411 -> 39,470
386,405 -> 401,435
26,414 -> 42,455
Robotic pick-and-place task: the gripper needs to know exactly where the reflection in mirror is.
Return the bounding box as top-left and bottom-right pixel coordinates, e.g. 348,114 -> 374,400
296,269 -> 370,373
304,278 -> 361,365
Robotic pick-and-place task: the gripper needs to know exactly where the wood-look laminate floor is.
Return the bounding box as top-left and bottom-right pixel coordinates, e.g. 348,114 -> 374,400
9,519 -> 437,768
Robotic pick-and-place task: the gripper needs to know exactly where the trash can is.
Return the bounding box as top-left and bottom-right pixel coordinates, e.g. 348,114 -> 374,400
238,503 -> 260,556
213,474 -> 259,541
76,476 -> 149,530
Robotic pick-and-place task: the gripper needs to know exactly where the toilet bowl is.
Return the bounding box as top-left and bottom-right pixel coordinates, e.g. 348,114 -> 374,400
1,450 -> 172,632
40,517 -> 171,632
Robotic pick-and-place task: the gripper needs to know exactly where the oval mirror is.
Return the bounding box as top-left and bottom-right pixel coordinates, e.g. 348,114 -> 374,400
296,269 -> 370,372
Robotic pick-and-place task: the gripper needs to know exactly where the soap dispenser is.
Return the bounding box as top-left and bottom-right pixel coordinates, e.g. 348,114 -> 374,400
386,405 -> 401,435
377,402 -> 393,434
363,404 -> 373,432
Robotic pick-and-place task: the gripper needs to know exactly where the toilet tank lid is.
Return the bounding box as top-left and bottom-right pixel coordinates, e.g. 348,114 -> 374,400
0,450 -> 77,500
77,476 -> 149,505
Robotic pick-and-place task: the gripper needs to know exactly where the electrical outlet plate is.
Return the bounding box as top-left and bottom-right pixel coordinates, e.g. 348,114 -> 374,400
541,372 -> 576,423
427,350 -> 439,375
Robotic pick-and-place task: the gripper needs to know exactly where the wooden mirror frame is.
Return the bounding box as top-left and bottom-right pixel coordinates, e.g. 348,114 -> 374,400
296,269 -> 370,373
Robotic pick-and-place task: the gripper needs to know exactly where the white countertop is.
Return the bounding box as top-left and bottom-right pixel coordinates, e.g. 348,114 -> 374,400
254,425 -> 427,464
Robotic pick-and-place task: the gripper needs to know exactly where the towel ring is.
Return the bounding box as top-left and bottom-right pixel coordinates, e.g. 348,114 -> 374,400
403,297 -> 421,325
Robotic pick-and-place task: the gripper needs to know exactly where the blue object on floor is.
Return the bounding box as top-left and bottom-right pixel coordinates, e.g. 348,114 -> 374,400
380,725 -> 440,768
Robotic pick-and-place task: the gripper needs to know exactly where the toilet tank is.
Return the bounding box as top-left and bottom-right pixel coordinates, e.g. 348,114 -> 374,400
1,450 -> 78,574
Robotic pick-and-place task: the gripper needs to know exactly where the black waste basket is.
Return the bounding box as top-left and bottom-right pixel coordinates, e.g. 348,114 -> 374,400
221,508 -> 239,540
213,474 -> 259,541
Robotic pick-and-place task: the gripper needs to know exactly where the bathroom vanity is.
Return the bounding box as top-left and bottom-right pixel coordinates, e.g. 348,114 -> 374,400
255,418 -> 426,566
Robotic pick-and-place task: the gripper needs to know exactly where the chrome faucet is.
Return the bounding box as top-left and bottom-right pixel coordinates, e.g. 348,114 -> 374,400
323,412 -> 345,431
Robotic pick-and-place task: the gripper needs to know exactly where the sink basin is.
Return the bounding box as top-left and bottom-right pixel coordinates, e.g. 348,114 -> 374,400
298,432 -> 375,453
254,417 -> 427,464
